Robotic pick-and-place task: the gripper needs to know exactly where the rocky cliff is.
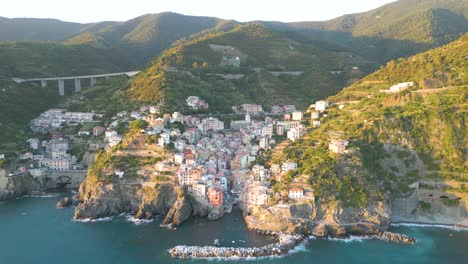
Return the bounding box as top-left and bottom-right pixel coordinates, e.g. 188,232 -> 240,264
244,200 -> 390,237
0,170 -> 42,202
74,179 -> 222,226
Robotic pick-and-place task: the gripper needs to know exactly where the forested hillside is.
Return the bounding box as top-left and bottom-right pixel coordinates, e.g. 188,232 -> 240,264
271,34 -> 467,207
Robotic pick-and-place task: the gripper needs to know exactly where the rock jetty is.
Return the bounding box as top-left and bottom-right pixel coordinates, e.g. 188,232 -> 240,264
376,231 -> 416,244
168,234 -> 304,259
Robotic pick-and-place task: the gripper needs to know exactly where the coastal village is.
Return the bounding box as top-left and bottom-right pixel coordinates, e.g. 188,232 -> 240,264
2,89 -> 356,217
0,81 -> 434,218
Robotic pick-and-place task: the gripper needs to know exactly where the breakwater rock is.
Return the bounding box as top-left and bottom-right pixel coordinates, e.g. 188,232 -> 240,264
168,234 -> 304,259
376,231 -> 416,244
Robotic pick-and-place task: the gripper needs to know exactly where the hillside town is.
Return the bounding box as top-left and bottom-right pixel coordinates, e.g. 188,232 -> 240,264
3,94 -> 353,216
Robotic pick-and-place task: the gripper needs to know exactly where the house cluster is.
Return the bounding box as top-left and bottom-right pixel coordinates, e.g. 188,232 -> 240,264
127,102 -> 312,208
18,132 -> 79,177
232,104 -> 263,114
270,105 -> 297,115
186,96 -> 209,110
31,109 -> 102,132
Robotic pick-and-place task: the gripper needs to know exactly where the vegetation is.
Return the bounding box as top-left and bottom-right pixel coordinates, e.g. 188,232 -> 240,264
270,34 -> 467,207
272,0 -> 468,63
130,120 -> 149,130
126,23 -> 369,112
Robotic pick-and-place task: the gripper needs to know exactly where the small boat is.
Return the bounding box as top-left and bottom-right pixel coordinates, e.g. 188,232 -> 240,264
214,239 -> 220,246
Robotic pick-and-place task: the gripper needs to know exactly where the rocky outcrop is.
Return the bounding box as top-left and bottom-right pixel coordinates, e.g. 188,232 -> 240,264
0,171 -> 42,202
376,231 -> 416,244
57,197 -> 73,208
74,179 -> 226,226
168,234 -> 305,259
162,195 -> 192,227
245,200 -> 390,237
74,180 -> 181,220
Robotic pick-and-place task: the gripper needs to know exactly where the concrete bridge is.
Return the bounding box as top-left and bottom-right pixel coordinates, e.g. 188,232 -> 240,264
12,71 -> 140,96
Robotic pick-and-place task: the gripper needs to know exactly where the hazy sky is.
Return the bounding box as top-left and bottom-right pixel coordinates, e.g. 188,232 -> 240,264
2,0 -> 396,23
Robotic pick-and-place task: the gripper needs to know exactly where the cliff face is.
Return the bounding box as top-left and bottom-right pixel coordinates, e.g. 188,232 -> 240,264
245,200 -> 390,237
0,171 -> 42,202
75,180 -> 180,220
74,179 -> 222,226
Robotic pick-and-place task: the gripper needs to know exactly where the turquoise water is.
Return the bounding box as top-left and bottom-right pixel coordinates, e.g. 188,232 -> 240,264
0,192 -> 467,264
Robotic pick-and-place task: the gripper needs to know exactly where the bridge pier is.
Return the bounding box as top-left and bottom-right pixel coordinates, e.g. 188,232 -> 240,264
74,78 -> 81,92
90,77 -> 97,87
41,80 -> 47,88
58,79 -> 65,96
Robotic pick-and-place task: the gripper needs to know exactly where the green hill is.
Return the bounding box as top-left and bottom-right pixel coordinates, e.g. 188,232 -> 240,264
264,0 -> 468,63
125,23 -> 371,112
63,13 -> 227,66
272,34 -> 467,207
0,17 -> 85,41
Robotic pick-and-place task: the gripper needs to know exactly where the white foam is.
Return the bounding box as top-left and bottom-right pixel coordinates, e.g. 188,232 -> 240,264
391,222 -> 468,231
23,193 -> 60,198
74,218 -> 91,223
127,216 -> 153,225
328,235 -> 372,243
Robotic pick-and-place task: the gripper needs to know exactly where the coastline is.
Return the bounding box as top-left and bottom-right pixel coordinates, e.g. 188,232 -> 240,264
168,230 -> 416,259
390,221 -> 468,231
391,215 -> 468,229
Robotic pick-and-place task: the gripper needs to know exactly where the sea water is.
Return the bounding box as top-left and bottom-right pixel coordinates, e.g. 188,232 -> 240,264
0,192 -> 466,264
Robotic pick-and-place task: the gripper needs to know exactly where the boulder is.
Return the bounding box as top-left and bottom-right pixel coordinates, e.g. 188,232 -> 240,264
57,197 -> 73,208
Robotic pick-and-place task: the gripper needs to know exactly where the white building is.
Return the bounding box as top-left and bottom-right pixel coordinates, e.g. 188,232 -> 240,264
261,124 -> 273,137
105,130 -> 118,138
149,106 -> 159,114
259,137 -> 269,149
175,140 -> 186,152
42,158 -> 71,171
194,181 -> 207,198
172,112 -> 184,123
28,138 -> 40,150
282,162 -> 297,173
115,169 -> 125,178
315,100 -> 329,112
158,133 -> 170,147
311,112 -> 320,120
288,187 -> 304,200
174,153 -> 184,164
389,82 -> 414,92
247,185 -> 269,206
186,96 -> 200,109
329,139 -> 349,154
292,111 -> 303,121
287,127 -> 301,142
312,120 -> 321,128
201,117 -> 224,131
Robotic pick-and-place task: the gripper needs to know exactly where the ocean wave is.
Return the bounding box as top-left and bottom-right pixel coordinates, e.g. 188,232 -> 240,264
127,216 -> 154,225
22,193 -> 60,198
328,235 -> 373,243
74,216 -> 113,223
391,222 -> 468,231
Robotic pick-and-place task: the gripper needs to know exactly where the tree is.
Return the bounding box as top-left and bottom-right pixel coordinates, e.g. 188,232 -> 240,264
130,120 -> 148,130
192,62 -> 199,69
202,62 -> 209,69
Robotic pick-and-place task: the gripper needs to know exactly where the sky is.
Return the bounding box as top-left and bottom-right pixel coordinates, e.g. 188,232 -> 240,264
2,0 -> 397,23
